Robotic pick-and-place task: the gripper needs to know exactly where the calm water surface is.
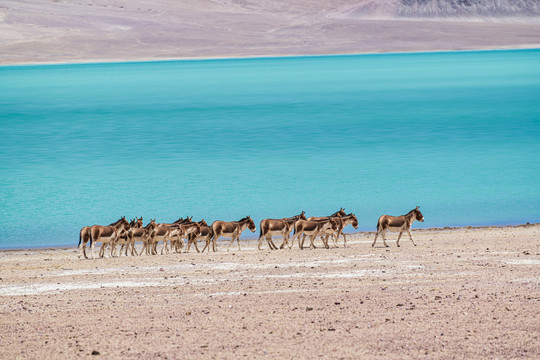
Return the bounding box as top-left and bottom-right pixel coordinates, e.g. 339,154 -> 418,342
1,50 -> 539,248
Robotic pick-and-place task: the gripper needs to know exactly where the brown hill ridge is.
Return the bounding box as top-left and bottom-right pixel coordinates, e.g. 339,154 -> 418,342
330,0 -> 540,19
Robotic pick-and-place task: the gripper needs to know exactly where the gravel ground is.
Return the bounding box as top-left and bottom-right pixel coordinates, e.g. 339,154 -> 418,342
1,224 -> 539,359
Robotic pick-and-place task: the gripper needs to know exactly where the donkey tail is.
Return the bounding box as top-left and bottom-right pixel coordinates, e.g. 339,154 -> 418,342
78,230 -> 82,247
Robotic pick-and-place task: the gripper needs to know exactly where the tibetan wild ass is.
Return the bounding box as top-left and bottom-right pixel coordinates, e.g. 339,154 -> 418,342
78,226 -> 92,259
333,213 -> 359,247
372,206 -> 424,247
153,218 -> 190,254
150,222 -> 185,255
258,211 -> 307,250
162,217 -> 202,253
87,217 -> 130,259
289,218 -> 338,250
310,213 -> 359,248
115,217 -> 143,256
139,219 -> 158,255
172,221 -> 202,253
186,220 -> 213,253
211,216 -> 256,251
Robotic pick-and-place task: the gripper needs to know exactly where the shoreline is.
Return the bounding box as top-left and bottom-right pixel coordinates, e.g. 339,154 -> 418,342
2,45 -> 539,67
1,222 -> 538,251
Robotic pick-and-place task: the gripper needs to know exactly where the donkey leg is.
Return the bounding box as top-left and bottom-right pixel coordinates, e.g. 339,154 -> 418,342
299,234 -> 305,250
309,234 -> 318,249
80,242 -> 87,259
110,242 -> 116,258
161,239 -> 168,255
321,235 -> 328,249
90,241 -> 96,259
257,235 -> 265,250
193,238 -> 201,253
280,234 -> 289,249
213,235 -> 220,252
396,231 -> 404,247
268,235 -> 278,250
236,236 -> 242,251
227,237 -> 236,251
372,231 -> 379,247
139,242 -> 146,255
202,239 -> 209,253
179,237 -> 185,252
407,230 -> 417,246
266,235 -> 277,250
79,241 -> 87,259
324,235 -> 330,249
289,234 -> 298,249
332,232 -> 339,247
99,243 -> 106,258
381,230 -> 389,248
342,233 -> 347,248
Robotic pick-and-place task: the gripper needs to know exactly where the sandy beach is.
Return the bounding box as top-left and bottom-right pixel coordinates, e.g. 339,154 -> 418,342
1,224 -> 539,359
1,0 -> 540,65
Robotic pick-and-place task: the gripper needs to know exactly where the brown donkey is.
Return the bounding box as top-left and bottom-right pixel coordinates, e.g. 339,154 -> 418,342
289,218 -> 338,250
172,221 -> 202,253
211,216 -> 256,251
139,219 -> 158,255
88,217 -> 130,258
373,206 -> 424,247
78,226 -> 92,259
186,219 -> 212,253
116,217 -> 143,256
258,211 -> 307,250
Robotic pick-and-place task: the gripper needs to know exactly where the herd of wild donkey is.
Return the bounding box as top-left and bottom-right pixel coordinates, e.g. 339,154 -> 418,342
78,207 -> 424,259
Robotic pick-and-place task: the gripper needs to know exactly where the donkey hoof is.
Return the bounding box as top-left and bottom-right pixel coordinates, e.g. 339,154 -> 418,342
385,245 -> 389,248
397,245 -> 400,247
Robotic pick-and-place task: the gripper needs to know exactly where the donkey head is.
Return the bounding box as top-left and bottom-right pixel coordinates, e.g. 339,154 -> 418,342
415,206 -> 424,222
246,216 -> 256,232
120,217 -> 130,230
351,214 -> 359,228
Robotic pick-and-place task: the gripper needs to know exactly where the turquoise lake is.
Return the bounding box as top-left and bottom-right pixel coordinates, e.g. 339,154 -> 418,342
1,49 -> 539,248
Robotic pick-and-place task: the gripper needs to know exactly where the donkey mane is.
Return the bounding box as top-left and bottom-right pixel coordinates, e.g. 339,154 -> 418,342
108,218 -> 125,226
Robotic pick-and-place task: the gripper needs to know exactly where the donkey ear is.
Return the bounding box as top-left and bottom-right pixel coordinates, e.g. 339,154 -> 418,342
416,206 -> 420,209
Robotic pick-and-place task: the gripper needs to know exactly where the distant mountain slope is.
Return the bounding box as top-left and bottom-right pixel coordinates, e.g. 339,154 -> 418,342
330,0 -> 540,19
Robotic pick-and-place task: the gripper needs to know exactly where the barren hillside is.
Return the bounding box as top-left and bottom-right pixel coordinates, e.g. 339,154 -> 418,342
0,0 -> 539,64
330,0 -> 540,19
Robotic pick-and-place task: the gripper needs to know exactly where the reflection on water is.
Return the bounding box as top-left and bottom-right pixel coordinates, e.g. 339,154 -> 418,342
1,50 -> 539,247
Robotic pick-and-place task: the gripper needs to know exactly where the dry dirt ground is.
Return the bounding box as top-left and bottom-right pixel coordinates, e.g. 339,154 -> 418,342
1,224 -> 539,359
1,0 -> 540,65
